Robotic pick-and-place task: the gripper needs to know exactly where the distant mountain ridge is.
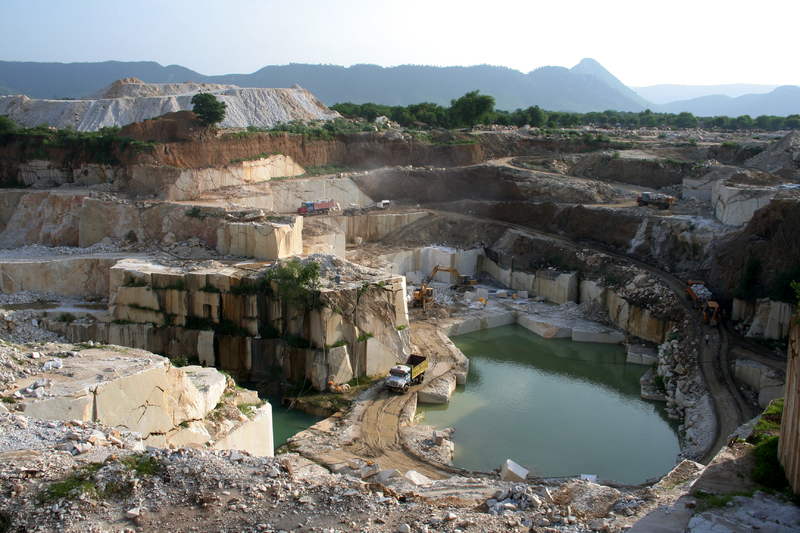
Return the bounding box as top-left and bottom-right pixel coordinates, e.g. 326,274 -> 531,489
632,84 -> 782,104
0,59 -> 797,117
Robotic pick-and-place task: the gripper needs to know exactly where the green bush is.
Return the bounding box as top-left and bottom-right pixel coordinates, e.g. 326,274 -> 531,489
57,312 -> 76,323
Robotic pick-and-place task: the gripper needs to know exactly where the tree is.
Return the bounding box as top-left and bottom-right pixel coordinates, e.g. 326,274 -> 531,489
675,112 -> 698,129
528,105 -> 547,127
191,93 -> 227,127
0,115 -> 17,134
448,90 -> 495,128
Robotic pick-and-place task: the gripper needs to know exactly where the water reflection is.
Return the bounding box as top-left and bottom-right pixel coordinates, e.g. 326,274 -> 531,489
418,324 -> 680,484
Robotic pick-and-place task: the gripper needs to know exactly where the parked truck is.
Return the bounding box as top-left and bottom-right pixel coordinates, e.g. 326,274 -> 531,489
386,354 -> 428,394
685,280 -> 712,308
298,199 -> 337,215
637,192 -> 675,209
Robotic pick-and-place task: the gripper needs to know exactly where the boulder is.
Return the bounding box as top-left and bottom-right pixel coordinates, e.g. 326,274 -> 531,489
404,470 -> 432,486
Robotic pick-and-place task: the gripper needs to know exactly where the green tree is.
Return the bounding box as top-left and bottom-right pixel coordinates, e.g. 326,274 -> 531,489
0,115 -> 16,135
755,115 -> 773,130
675,112 -> 698,129
735,115 -> 754,129
528,105 -> 547,127
191,93 -> 227,127
448,90 -> 495,128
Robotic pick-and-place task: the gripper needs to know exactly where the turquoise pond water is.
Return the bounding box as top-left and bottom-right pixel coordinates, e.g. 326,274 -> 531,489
416,324 -> 680,484
261,395 -> 325,448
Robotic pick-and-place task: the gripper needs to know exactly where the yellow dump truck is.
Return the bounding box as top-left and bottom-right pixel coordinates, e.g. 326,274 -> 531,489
386,354 -> 428,394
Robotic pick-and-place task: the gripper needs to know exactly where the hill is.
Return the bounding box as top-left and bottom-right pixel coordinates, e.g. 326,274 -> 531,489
0,59 -> 650,113
632,84 -> 781,104
656,85 -> 800,117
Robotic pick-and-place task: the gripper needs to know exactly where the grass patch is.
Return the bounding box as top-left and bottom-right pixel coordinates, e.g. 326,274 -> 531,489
39,463 -> 103,503
751,436 -> 788,489
237,402 -> 262,416
751,399 -> 783,445
692,489 -> 755,511
1,396 -> 16,404
356,332 -> 374,342
120,453 -> 162,476
325,339 -> 348,350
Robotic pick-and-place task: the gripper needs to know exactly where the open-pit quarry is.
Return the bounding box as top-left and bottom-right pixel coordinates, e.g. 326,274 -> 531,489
0,82 -> 798,532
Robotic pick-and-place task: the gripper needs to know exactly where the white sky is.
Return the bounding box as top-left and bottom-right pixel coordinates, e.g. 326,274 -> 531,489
3,0 -> 798,88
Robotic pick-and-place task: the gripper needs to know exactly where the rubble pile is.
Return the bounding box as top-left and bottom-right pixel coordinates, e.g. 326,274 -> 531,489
650,323 -> 712,462
302,253 -> 383,283
0,309 -> 68,345
565,300 -> 615,326
614,267 -> 681,320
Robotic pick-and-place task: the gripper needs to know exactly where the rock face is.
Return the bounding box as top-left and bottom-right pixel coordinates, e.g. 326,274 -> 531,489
0,80 -> 340,131
17,348 -> 208,444
745,130 -> 800,182
81,256 -> 411,390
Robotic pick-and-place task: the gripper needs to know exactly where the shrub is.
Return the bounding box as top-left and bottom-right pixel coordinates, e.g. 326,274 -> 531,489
184,316 -> 212,331
57,312 -> 76,323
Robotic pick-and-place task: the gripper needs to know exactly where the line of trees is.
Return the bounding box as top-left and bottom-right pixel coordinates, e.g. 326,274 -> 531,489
333,95 -> 800,131
332,90 -> 495,130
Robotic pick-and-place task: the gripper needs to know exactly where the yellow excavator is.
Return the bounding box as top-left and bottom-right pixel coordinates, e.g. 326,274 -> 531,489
412,265 -> 477,310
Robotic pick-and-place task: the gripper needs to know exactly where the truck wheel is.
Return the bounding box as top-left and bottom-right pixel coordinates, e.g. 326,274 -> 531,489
638,201 -> 645,207
403,385 -> 409,394
418,374 -> 424,384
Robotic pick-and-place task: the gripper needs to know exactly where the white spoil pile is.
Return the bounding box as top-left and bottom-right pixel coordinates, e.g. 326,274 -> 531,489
0,79 -> 340,131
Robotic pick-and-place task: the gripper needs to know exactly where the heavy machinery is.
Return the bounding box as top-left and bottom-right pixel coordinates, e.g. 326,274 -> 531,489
685,280 -> 712,308
637,192 -> 675,209
386,354 -> 427,394
425,265 -> 477,291
701,301 -> 721,325
411,265 -> 477,312
375,200 -> 391,210
298,199 -> 337,215
412,285 -> 434,309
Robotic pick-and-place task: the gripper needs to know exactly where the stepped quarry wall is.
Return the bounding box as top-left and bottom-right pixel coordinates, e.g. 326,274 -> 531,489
779,318 -> 800,494
48,260 -> 411,391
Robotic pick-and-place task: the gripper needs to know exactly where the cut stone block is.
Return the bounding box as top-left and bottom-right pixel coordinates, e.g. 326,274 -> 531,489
501,459 -> 528,482
404,469 -> 432,486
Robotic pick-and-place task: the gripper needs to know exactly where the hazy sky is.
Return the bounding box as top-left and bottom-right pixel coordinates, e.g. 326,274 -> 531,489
3,0 -> 798,88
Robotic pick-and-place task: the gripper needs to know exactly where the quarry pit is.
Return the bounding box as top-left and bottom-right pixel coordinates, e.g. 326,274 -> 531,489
0,83 -> 798,532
